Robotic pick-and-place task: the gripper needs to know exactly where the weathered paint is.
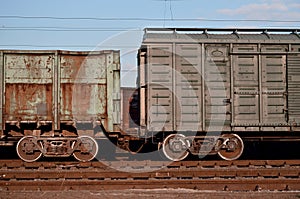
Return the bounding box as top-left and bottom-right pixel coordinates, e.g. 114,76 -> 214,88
60,53 -> 109,123
5,53 -> 53,84
5,84 -> 53,121
139,28 -> 300,133
4,53 -> 54,122
1,50 -> 120,134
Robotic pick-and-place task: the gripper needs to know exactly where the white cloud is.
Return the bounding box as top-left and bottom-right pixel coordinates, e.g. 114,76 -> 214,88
219,3 -> 288,16
217,1 -> 300,21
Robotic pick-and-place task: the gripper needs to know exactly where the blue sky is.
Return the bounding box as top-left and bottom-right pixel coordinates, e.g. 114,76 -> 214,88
0,0 -> 299,86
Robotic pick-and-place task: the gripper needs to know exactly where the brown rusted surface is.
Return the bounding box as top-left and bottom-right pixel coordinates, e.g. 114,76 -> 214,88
1,190 -> 299,199
0,159 -> 299,192
4,53 -> 53,122
59,52 -> 119,132
1,179 -> 300,192
5,84 -> 53,121
60,83 -> 107,121
1,50 -> 120,135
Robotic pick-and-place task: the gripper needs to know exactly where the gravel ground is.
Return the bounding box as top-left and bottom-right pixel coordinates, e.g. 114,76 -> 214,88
0,189 -> 300,199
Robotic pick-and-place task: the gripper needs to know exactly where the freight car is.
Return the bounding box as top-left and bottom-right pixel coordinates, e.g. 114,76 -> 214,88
1,28 -> 300,162
131,28 -> 300,161
0,50 -> 121,162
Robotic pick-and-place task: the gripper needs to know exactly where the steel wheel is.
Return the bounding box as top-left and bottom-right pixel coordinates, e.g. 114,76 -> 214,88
73,136 -> 98,162
16,136 -> 42,162
217,134 -> 244,161
162,134 -> 189,162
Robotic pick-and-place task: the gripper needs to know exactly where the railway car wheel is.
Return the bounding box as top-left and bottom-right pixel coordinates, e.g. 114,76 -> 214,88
217,134 -> 244,161
73,136 -> 98,162
162,134 -> 189,162
16,136 -> 43,162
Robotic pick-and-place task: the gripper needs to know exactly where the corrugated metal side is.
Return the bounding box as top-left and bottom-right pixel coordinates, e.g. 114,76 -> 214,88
175,44 -> 202,131
145,44 -> 204,132
140,35 -> 299,132
144,43 -> 231,132
288,45 -> 300,129
147,45 -> 173,131
260,45 -> 287,131
232,46 -> 259,129
232,44 -> 288,131
141,29 -> 300,133
205,45 -> 231,131
261,46 -> 287,129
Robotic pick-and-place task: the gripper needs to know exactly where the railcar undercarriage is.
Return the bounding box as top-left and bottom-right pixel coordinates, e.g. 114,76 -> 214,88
159,133 -> 244,161
16,135 -> 98,162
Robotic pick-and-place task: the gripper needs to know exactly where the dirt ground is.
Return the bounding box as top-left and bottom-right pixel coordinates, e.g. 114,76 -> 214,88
0,189 -> 299,199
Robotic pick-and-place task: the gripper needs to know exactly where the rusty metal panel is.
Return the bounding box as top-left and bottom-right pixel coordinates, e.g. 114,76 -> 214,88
4,53 -> 53,84
59,51 -> 120,133
4,52 -> 54,122
5,84 -> 53,121
60,53 -> 107,84
60,83 -> 107,120
60,53 -> 107,120
2,50 -> 120,134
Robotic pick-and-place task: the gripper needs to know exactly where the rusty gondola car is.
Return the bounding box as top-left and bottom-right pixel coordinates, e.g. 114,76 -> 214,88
0,50 -> 121,162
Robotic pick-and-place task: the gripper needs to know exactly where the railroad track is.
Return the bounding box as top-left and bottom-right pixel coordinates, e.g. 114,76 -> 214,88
0,160 -> 299,191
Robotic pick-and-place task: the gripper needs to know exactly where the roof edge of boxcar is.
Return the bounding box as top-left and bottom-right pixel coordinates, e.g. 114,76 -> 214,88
142,27 -> 300,43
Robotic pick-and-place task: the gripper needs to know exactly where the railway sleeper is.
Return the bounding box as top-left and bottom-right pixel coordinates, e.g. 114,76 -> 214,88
16,135 -> 98,162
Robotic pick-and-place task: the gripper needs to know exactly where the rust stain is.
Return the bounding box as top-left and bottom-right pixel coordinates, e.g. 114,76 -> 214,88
22,56 -> 43,77
5,84 -> 52,121
3,50 -> 120,133
60,83 -> 107,120
60,54 -> 108,122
